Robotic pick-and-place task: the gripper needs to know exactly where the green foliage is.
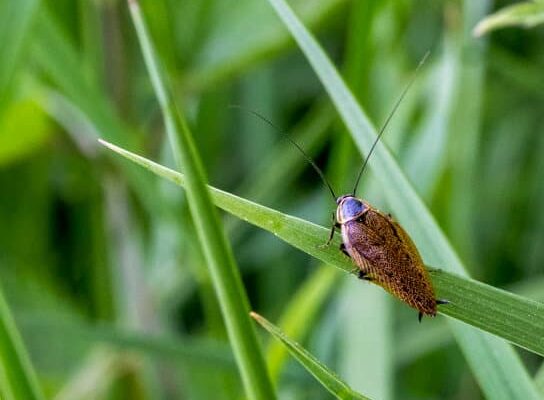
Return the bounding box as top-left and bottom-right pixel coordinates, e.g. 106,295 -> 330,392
0,0 -> 543,398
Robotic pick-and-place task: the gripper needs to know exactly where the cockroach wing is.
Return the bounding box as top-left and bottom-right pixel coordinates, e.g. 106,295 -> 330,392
341,208 -> 437,316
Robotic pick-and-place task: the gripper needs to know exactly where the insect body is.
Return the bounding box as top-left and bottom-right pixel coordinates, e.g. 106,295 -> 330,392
332,195 -> 444,321
241,52 -> 447,321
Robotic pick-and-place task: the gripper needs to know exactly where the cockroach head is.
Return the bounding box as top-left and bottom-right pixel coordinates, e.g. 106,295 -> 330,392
336,195 -> 368,224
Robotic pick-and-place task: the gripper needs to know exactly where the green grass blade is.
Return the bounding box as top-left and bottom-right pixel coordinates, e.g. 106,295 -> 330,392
96,142 -> 544,359
474,1 -> 544,37
127,2 -> 276,399
260,0 -> 541,398
251,312 -> 369,400
0,290 -> 44,400
430,269 -> 544,354
446,4 -> 489,262
397,275 -> 544,366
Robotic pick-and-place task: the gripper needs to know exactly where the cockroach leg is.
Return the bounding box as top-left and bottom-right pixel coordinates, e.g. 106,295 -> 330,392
436,299 -> 449,305
322,226 -> 335,247
323,212 -> 337,246
339,243 -> 350,258
357,270 -> 374,281
418,312 -> 423,323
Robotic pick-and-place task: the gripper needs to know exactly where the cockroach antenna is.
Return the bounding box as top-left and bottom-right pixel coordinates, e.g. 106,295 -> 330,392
230,105 -> 338,200
352,51 -> 430,196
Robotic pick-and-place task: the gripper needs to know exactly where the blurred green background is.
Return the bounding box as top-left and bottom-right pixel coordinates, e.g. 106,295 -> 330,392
0,0 -> 543,398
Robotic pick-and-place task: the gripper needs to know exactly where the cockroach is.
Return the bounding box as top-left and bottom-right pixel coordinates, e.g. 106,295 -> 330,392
330,194 -> 448,322
237,53 -> 448,321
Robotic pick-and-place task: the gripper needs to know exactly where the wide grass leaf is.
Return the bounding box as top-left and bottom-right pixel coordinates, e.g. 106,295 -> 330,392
251,312 -> 369,400
97,141 -> 544,359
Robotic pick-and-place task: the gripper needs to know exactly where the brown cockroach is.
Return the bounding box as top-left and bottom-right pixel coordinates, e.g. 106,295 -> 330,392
240,53 -> 448,321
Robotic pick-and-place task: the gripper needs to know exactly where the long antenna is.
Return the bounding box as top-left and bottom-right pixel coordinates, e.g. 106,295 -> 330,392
352,51 -> 430,195
230,105 -> 337,200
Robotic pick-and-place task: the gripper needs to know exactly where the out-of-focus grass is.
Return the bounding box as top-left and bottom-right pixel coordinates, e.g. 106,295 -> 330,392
0,0 -> 543,398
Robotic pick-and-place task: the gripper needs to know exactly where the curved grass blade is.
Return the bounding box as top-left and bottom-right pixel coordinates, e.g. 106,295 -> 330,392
127,2 -> 275,399
474,1 -> 544,37
0,291 -> 44,400
97,141 -> 544,360
260,0 -> 541,398
251,312 -> 369,400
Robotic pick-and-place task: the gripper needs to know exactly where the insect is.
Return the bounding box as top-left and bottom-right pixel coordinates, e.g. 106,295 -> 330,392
237,54 -> 448,321
321,55 -> 448,321
330,194 -> 448,322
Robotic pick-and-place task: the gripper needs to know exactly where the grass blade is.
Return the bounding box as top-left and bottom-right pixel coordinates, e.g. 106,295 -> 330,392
0,290 -> 44,400
96,142 -> 544,359
430,269 -> 544,354
260,0 -> 541,398
127,2 -> 276,399
474,1 -> 544,37
250,312 -> 369,400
